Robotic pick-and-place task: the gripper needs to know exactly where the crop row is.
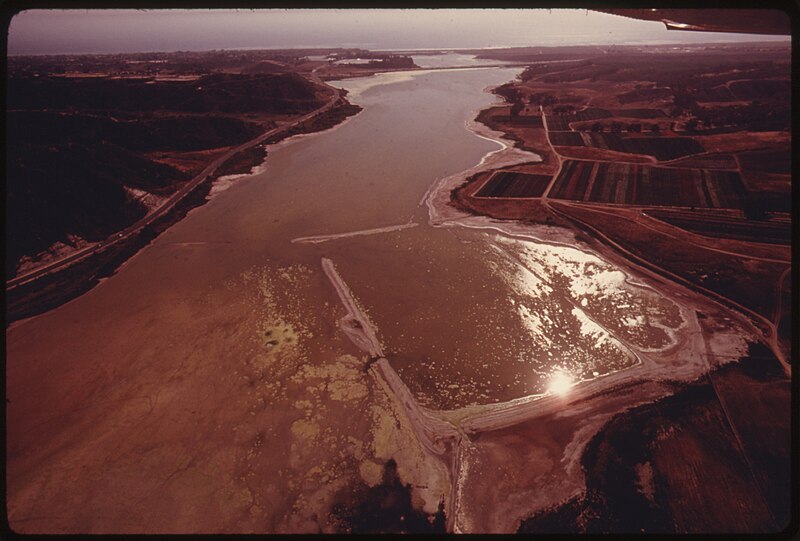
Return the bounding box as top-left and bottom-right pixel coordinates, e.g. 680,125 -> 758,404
545,115 -> 572,130
474,171 -> 552,198
647,209 -> 791,245
549,160 -> 746,209
548,131 -> 585,146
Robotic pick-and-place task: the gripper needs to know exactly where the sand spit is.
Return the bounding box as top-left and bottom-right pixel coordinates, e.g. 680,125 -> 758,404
320,257 -> 458,458
292,222 -> 418,244
321,257 -> 383,357
426,149 -> 538,226
207,163 -> 269,198
334,66 -> 501,100
321,256 -> 465,527
372,358 -> 466,532
370,359 -> 460,456
321,257 -> 458,451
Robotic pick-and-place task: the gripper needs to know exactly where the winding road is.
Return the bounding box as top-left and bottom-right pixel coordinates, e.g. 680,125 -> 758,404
7,73 -> 342,292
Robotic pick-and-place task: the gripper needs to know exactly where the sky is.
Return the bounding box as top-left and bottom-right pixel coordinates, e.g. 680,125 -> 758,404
7,8 -> 790,56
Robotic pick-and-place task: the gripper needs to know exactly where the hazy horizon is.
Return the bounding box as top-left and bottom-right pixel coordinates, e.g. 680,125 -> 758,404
8,8 -> 790,56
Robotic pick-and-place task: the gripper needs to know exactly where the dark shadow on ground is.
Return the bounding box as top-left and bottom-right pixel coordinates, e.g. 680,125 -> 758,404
330,458 -> 446,534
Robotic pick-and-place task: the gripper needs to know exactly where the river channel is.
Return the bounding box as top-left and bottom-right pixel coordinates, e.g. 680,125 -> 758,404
6,58 -> 688,532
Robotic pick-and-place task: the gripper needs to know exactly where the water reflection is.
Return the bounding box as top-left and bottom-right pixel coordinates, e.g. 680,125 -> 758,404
546,370 -> 575,397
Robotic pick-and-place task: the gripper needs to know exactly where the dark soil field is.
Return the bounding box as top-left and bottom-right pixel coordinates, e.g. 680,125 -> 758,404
548,131 -> 586,146
664,152 -> 738,170
646,209 -> 791,245
452,173 -> 563,225
549,160 -> 747,209
474,171 -> 552,198
545,114 -> 574,131
737,146 -> 792,174
579,133 -> 705,162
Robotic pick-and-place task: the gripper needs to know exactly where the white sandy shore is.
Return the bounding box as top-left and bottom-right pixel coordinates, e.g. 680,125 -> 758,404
331,66 -> 502,100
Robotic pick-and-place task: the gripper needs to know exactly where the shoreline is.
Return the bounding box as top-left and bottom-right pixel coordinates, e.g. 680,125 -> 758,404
420,74 -> 773,532
8,61 -> 786,533
5,93 -> 362,326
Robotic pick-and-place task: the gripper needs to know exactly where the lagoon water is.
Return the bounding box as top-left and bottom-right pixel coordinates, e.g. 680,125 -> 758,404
6,58 -> 684,532
219,62 -> 679,408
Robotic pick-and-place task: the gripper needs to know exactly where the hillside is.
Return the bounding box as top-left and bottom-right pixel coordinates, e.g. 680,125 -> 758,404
6,67 -> 328,276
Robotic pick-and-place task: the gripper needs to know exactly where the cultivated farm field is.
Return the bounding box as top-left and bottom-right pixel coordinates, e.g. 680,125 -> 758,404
549,160 -> 747,209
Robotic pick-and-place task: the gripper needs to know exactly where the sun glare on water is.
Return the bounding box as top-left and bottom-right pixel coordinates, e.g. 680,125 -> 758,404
547,371 -> 574,396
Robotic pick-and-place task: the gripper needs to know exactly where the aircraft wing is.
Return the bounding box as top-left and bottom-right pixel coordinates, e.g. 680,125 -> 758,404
597,9 -> 791,35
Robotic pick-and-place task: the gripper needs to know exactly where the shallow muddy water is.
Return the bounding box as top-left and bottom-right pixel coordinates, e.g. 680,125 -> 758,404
411,52 -> 515,68
6,60 -> 687,532
9,61 -> 680,418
